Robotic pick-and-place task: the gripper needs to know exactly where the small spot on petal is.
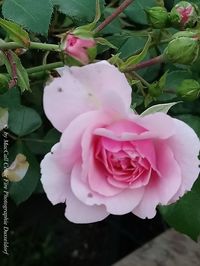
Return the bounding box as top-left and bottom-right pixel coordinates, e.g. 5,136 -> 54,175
57,88 -> 63,92
87,193 -> 93,198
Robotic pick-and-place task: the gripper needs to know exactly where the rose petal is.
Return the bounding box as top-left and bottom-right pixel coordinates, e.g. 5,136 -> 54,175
41,143 -> 69,205
168,118 -> 200,197
65,188 -> 109,224
71,163 -> 144,215
94,113 -> 176,141
44,61 -> 131,132
132,142 -> 182,218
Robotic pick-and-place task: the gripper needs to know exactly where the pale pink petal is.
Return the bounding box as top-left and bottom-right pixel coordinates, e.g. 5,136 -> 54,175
59,110 -> 114,170
134,139 -> 157,171
71,163 -> 144,215
41,143 -> 69,205
88,154 -> 122,196
65,187 -> 109,224
68,61 -> 132,113
132,141 -> 182,219
76,38 -> 96,48
44,61 -> 130,132
69,47 -> 90,64
168,118 -> 200,196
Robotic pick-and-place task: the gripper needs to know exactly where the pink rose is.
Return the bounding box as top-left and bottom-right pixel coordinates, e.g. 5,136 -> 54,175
63,33 -> 96,65
41,61 -> 200,223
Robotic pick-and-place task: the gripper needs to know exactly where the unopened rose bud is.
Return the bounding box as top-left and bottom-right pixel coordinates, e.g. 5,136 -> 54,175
146,6 -> 169,29
0,74 -> 9,94
163,36 -> 199,65
170,1 -> 199,29
61,33 -> 96,65
177,79 -> 200,101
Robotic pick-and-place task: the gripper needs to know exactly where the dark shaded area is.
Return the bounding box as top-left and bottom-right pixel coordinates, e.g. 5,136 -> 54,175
1,194 -> 166,266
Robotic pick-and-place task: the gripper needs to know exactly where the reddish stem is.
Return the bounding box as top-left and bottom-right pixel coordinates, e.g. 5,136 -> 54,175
94,0 -> 134,33
4,51 -> 17,88
125,55 -> 164,72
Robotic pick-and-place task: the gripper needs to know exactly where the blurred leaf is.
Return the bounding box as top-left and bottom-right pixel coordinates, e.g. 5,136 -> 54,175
125,0 -> 157,25
141,102 -> 179,116
160,177 -> 200,241
0,18 -> 30,47
53,0 -> 105,23
9,141 -> 40,205
8,105 -> 42,137
2,0 -> 53,35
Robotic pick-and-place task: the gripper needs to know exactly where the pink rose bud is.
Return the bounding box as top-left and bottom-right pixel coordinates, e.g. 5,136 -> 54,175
62,33 -> 96,65
170,1 -> 199,29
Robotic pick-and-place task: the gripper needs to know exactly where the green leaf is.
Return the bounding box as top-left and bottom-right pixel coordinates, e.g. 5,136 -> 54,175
25,128 -> 61,155
2,0 -> 53,35
53,0 -> 105,24
118,36 -> 149,60
121,35 -> 151,70
9,141 -> 40,205
75,0 -> 102,31
125,0 -> 157,25
0,87 -> 20,108
8,105 -> 42,137
175,114 -> 200,137
0,18 -> 30,46
165,70 -> 194,92
141,102 -> 179,116
160,178 -> 200,241
101,7 -> 122,35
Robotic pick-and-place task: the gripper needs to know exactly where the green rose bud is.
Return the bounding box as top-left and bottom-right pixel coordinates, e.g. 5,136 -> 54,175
146,6 -> 169,29
170,1 -> 199,29
172,30 -> 199,39
163,36 -> 199,65
177,79 -> 200,101
0,74 -> 9,94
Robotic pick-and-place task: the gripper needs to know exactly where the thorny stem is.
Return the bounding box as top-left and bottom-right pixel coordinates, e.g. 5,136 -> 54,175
94,0 -> 134,33
125,55 -> 164,72
4,51 -> 18,88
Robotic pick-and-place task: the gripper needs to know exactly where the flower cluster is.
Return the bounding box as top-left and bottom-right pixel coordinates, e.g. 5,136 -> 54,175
41,61 -> 200,223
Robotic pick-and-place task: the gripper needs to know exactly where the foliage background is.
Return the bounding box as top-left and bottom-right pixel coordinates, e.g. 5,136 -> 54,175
0,0 -> 199,265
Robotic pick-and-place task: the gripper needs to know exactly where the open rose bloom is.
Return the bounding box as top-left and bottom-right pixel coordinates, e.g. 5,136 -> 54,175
41,61 -> 200,223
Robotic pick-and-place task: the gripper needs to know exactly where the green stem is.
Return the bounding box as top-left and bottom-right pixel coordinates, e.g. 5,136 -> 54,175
27,62 -> 64,74
0,41 -> 60,52
132,71 -> 150,88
